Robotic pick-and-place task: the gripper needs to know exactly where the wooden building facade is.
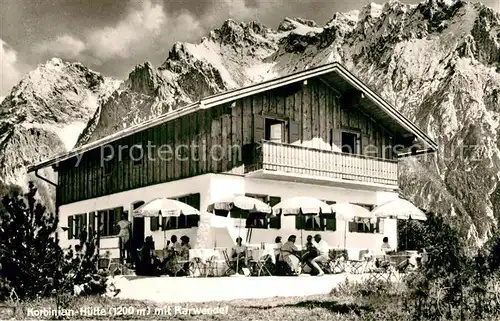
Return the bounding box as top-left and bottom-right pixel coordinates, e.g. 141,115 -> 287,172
58,77 -> 400,206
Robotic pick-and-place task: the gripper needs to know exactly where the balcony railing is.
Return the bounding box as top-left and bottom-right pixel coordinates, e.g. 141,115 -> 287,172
244,140 -> 398,187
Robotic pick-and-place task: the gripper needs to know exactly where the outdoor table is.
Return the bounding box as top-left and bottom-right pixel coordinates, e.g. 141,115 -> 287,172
189,249 -> 218,263
249,248 -> 276,264
189,249 -> 221,277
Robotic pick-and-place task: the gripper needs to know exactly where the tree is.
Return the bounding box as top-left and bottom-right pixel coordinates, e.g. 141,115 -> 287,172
0,182 -> 61,299
0,182 -> 107,300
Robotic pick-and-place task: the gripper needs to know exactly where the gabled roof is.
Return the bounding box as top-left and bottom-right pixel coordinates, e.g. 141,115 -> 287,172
27,62 -> 437,172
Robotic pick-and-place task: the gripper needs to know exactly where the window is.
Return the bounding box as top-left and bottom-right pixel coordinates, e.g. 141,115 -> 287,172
348,217 -> 382,233
160,193 -> 201,230
341,132 -> 359,154
97,207 -> 124,237
244,194 -> 282,229
68,213 -> 87,239
245,213 -> 267,229
151,216 -> 160,231
265,118 -> 285,143
295,214 -> 336,231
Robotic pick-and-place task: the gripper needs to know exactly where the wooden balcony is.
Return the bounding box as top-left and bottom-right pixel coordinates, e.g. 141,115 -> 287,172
244,140 -> 398,189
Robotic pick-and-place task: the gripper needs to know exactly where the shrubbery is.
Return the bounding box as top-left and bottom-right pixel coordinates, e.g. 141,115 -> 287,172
0,183 -> 108,301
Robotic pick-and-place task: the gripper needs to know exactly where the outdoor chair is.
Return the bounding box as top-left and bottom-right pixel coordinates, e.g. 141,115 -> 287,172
205,254 -> 224,277
189,257 -> 206,277
173,256 -> 193,277
222,249 -> 238,276
327,249 -> 348,274
346,249 -> 370,274
365,255 -> 395,282
249,253 -> 273,276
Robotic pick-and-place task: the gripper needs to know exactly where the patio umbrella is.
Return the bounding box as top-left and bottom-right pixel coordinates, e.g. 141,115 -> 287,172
371,199 -> 426,250
133,198 -> 200,247
272,196 -> 333,249
371,199 -> 427,221
330,203 -> 371,248
207,195 -> 272,276
207,195 -> 272,214
133,198 -> 200,217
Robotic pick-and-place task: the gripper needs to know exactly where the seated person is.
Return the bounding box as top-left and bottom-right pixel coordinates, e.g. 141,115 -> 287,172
301,235 -> 319,262
274,236 -> 282,264
179,235 -> 191,260
280,235 -> 301,275
136,236 -> 160,276
231,237 -> 247,271
381,237 -> 394,254
308,234 -> 330,276
164,235 -> 182,258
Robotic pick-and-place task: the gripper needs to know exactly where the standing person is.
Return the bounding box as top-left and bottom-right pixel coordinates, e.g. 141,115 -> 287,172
117,219 -> 132,264
308,234 -> 329,276
179,236 -> 192,276
136,236 -> 160,276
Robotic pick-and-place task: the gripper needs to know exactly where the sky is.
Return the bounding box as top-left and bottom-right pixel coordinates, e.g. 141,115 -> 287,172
1,0 -> 499,100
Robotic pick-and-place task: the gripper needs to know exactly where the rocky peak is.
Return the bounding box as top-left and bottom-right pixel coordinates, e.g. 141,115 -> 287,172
0,58 -> 111,125
127,61 -> 166,98
209,19 -> 275,48
277,17 -> 319,32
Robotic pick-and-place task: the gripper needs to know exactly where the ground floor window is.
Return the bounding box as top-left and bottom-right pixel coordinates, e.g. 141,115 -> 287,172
348,217 -> 381,233
68,213 -> 87,239
295,215 -> 336,231
157,193 -> 201,230
98,207 -> 124,237
244,194 -> 281,229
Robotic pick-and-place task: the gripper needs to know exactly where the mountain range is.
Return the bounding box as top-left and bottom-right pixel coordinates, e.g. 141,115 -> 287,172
0,0 -> 499,243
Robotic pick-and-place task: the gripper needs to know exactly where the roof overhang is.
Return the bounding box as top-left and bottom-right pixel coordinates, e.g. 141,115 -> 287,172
27,62 -> 437,172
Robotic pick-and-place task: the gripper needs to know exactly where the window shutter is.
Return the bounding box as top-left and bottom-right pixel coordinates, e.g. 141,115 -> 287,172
191,193 -> 201,210
333,130 -> 341,148
68,216 -> 74,239
348,221 -> 357,232
326,217 -> 336,231
254,114 -> 265,142
83,213 -> 87,231
295,215 -> 304,230
362,135 -> 369,154
288,120 -> 300,144
89,212 -> 95,232
269,196 -> 281,207
150,217 -> 159,231
269,215 -> 281,229
378,219 -> 384,234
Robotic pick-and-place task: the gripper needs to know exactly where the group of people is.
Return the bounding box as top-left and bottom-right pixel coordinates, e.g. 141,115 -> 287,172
230,234 -> 331,276
278,234 -> 331,276
135,235 -> 191,276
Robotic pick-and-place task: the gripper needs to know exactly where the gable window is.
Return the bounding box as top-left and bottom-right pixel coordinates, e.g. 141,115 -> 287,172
341,132 -> 359,154
265,119 -> 285,143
